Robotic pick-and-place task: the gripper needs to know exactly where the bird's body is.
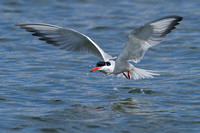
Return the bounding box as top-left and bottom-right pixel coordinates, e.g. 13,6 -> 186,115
16,16 -> 183,79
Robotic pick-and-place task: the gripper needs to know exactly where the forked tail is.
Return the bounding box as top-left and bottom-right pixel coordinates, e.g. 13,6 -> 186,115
118,66 -> 159,80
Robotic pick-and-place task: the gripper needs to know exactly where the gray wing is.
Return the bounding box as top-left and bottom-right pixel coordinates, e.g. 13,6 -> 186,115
15,23 -> 113,61
117,16 -> 183,63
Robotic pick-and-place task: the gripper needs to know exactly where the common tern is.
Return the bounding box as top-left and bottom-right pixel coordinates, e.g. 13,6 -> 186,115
16,15 -> 183,80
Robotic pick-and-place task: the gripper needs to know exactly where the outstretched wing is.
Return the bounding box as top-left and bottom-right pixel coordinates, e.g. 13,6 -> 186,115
117,16 -> 183,63
16,23 -> 113,61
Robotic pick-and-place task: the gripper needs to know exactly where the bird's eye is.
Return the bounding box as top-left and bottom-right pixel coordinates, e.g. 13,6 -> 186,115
106,62 -> 111,66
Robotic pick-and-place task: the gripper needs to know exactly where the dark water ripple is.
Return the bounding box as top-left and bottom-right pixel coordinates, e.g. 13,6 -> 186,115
0,0 -> 200,132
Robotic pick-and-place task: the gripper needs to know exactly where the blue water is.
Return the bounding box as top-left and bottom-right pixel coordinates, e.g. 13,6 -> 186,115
0,0 -> 200,132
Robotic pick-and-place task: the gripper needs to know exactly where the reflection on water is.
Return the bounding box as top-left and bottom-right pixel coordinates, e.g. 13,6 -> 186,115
0,0 -> 200,132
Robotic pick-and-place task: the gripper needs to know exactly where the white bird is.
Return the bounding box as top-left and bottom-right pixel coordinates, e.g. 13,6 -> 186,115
16,16 -> 183,80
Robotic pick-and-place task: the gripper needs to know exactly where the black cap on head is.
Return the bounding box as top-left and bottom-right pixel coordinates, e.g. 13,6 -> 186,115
96,61 -> 105,67
96,61 -> 111,67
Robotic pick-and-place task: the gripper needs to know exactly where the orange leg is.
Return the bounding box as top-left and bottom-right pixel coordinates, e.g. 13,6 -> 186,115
123,71 -> 130,79
128,71 -> 130,79
123,72 -> 128,79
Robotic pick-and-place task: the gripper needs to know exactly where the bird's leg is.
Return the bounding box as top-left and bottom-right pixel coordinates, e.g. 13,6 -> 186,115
123,72 -> 128,79
128,71 -> 130,79
123,72 -> 130,79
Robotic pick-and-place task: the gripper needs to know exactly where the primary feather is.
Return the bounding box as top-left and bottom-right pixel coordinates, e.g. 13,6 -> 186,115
15,23 -> 113,61
117,16 -> 183,64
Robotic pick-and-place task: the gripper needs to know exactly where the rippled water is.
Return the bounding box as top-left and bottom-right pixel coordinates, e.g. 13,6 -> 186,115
0,0 -> 200,132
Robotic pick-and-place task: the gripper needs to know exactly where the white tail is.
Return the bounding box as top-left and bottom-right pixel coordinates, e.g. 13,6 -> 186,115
117,66 -> 159,80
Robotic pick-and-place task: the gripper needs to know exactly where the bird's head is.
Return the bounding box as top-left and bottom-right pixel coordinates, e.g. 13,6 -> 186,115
90,60 -> 115,74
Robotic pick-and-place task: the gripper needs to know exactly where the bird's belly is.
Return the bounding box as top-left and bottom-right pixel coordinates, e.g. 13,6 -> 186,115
113,67 -> 128,75
113,62 -> 132,74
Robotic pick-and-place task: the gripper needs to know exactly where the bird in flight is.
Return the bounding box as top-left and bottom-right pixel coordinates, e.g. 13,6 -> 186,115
16,15 -> 183,80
